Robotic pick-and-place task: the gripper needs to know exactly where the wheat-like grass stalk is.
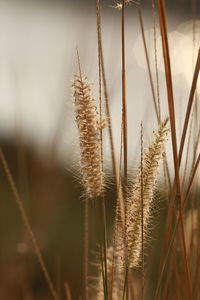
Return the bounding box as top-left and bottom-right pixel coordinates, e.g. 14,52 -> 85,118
72,75 -> 105,199
122,118 -> 169,268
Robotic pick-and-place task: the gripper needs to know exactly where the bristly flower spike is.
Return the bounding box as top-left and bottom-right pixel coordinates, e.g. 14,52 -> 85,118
117,118 -> 169,268
72,73 -> 105,199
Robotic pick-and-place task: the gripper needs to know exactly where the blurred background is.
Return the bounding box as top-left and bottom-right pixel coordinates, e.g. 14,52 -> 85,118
0,0 -> 199,299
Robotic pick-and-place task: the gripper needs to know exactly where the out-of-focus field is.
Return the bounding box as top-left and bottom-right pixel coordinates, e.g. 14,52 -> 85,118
0,139 -> 169,299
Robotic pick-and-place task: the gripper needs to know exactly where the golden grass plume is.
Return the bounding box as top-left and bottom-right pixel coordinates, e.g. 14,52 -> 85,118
72,75 -> 105,199
115,118 -> 169,268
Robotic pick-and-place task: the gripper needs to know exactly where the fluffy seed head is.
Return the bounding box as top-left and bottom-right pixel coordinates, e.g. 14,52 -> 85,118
116,119 -> 169,268
126,118 -> 169,267
72,75 -> 104,199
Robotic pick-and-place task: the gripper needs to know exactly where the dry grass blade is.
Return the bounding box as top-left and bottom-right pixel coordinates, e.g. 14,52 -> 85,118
178,48 -> 200,165
121,4 -> 129,296
0,148 -> 59,300
64,282 -> 72,300
95,1 -> 109,296
96,1 -> 119,194
182,112 -> 194,187
184,153 -> 200,206
151,0 -> 161,121
84,198 -> 89,300
158,46 -> 200,278
137,6 -> 160,122
154,152 -> 200,299
140,122 -> 144,300
158,45 -> 200,282
157,0 -> 192,298
191,127 -> 200,169
137,3 -> 171,192
121,0 -> 128,186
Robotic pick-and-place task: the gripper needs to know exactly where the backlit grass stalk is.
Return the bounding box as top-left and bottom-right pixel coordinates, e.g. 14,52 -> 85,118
151,0 -> 161,122
73,55 -> 106,299
121,0 -> 128,187
96,0 -> 120,196
140,122 -> 144,300
137,4 -> 160,122
96,1 -> 108,295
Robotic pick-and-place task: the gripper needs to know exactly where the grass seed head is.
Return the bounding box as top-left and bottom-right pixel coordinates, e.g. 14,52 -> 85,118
72,75 -> 105,199
116,118 -> 169,268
